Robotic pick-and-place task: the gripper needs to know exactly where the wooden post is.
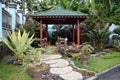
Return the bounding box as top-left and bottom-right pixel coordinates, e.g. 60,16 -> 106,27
72,24 -> 75,43
64,38 -> 68,54
40,20 -> 43,45
46,24 -> 48,40
77,20 -> 80,45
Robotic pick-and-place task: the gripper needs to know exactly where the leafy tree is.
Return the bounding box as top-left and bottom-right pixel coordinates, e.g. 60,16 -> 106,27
79,0 -> 120,51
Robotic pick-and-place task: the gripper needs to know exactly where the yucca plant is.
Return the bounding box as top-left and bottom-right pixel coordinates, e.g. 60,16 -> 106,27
2,29 -> 34,63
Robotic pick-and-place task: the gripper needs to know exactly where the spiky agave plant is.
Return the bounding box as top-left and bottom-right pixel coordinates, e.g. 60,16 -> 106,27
2,29 -> 34,63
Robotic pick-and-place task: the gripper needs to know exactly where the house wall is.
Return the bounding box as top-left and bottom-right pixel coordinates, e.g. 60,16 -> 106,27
2,8 -> 12,37
7,3 -> 17,29
0,0 -> 2,41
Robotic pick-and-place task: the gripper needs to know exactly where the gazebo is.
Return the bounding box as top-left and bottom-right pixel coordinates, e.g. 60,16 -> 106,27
31,7 -> 88,45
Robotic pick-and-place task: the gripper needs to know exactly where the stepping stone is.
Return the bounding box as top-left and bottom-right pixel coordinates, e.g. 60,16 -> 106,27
60,71 -> 83,80
43,59 -> 58,64
39,55 -> 49,61
50,59 -> 69,68
40,54 -> 62,61
48,54 -> 62,60
43,59 -> 65,64
50,66 -> 73,75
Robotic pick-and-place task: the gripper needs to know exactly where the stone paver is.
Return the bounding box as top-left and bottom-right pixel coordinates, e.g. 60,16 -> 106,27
40,54 -> 62,61
43,59 -> 63,64
48,54 -> 62,59
43,59 -> 57,64
50,59 -> 69,68
50,66 -> 73,75
60,71 -> 83,80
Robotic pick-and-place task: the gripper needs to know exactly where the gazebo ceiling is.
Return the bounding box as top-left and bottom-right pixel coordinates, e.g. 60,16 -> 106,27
31,7 -> 88,24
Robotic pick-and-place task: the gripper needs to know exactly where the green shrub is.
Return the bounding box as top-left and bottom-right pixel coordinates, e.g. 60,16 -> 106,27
81,43 -> 94,55
23,47 -> 43,69
72,53 -> 80,60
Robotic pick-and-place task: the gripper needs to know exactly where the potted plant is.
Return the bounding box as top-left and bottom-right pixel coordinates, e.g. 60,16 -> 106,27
80,43 -> 94,66
23,47 -> 49,80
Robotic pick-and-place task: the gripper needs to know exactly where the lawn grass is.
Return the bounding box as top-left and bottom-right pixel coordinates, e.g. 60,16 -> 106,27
0,62 -> 33,80
74,51 -> 120,73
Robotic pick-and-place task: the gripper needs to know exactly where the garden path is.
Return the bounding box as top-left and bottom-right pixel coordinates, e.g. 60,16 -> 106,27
40,54 -> 83,80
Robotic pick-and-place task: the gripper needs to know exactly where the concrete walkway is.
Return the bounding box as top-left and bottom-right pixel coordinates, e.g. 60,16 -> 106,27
40,54 -> 83,80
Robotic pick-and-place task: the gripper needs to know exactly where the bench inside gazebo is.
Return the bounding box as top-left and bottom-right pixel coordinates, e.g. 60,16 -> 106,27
31,6 -> 88,46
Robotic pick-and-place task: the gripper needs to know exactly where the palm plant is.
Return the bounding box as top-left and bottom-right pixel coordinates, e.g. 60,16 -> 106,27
89,27 -> 111,51
2,30 -> 34,62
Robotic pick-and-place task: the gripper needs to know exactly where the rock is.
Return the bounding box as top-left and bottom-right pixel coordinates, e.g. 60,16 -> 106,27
2,55 -> 14,63
60,71 -> 83,80
43,59 -> 59,64
50,66 -> 73,75
48,55 -> 62,60
50,59 -> 69,68
91,52 -> 107,57
40,54 -> 62,61
103,49 -> 110,53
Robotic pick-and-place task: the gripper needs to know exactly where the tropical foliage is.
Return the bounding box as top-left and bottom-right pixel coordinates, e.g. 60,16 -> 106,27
2,30 -> 34,62
78,0 -> 120,51
89,27 -> 111,51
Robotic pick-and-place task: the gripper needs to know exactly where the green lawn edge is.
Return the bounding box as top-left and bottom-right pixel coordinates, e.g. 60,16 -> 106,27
74,51 -> 120,73
0,62 -> 33,80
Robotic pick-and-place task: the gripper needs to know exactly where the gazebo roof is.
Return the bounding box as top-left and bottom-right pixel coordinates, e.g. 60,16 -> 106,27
32,7 -> 88,16
31,7 -> 88,24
